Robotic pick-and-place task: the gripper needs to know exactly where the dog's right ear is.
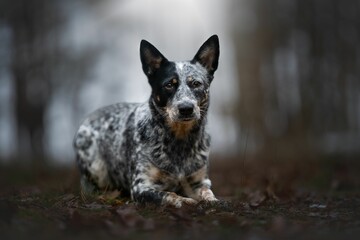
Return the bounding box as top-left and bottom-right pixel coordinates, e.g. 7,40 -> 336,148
192,35 -> 220,76
140,40 -> 168,77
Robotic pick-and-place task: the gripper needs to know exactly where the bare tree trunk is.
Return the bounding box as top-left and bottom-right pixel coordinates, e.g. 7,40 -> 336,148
8,0 -> 51,164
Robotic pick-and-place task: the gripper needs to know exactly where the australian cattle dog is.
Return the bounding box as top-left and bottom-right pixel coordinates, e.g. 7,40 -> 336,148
73,35 -> 220,207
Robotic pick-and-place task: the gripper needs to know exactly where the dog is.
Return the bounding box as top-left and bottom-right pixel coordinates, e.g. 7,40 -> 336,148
73,35 -> 220,207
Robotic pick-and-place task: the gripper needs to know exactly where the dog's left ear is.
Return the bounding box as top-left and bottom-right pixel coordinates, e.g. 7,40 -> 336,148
192,35 -> 220,75
140,40 -> 168,77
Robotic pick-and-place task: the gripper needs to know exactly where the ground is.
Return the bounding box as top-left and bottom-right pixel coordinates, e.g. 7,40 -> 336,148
0,155 -> 360,239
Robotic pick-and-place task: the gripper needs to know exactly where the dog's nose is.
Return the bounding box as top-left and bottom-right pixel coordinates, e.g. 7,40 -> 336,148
178,103 -> 194,116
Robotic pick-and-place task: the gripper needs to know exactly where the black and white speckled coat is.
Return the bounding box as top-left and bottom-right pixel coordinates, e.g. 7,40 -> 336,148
74,35 -> 220,207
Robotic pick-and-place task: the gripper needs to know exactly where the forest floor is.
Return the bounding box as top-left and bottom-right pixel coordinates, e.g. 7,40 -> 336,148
1,154 -> 360,240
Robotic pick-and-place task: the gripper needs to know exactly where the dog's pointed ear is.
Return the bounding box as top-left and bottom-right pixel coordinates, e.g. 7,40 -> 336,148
140,40 -> 168,77
192,35 -> 220,75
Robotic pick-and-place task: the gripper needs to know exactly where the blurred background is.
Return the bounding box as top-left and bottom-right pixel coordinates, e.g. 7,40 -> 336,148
0,0 -> 359,169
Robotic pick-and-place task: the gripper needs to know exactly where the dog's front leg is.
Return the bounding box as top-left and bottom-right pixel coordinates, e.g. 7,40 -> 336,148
198,185 -> 218,202
191,179 -> 218,202
185,166 -> 218,202
131,187 -> 197,208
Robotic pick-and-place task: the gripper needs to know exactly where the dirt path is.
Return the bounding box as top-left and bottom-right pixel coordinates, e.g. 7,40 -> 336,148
1,159 -> 359,239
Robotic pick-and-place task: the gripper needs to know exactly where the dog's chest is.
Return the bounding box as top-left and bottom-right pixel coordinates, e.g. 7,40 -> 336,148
147,138 -> 209,176
134,116 -> 210,175
145,162 -> 208,193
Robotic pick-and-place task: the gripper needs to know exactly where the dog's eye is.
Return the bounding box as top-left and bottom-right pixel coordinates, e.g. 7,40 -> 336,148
192,81 -> 202,88
164,82 -> 174,90
164,78 -> 177,90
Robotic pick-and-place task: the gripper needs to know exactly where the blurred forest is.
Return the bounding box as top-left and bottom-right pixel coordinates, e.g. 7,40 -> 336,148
233,0 -> 360,161
0,0 -> 100,164
1,0 -> 359,165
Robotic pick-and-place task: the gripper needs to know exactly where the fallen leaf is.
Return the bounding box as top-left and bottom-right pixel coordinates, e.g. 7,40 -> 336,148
99,190 -> 121,200
248,190 -> 267,208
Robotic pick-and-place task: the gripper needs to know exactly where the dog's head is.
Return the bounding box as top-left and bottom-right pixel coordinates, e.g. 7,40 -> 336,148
140,35 -> 219,137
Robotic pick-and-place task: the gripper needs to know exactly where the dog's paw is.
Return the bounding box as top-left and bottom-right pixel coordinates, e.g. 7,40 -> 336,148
200,188 -> 217,202
172,197 -> 198,208
165,193 -> 198,208
181,197 -> 198,206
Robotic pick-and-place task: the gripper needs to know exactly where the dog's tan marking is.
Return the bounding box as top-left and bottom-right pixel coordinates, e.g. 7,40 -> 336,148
184,166 -> 207,199
187,166 -> 207,183
147,164 -> 169,183
167,120 -> 196,139
184,166 -> 217,201
163,192 -> 197,208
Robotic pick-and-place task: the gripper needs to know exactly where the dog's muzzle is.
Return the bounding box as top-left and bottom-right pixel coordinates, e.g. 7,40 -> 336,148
177,102 -> 195,121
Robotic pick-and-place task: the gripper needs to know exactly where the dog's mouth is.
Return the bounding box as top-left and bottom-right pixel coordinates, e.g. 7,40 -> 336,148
180,118 -> 194,122
176,116 -> 196,122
